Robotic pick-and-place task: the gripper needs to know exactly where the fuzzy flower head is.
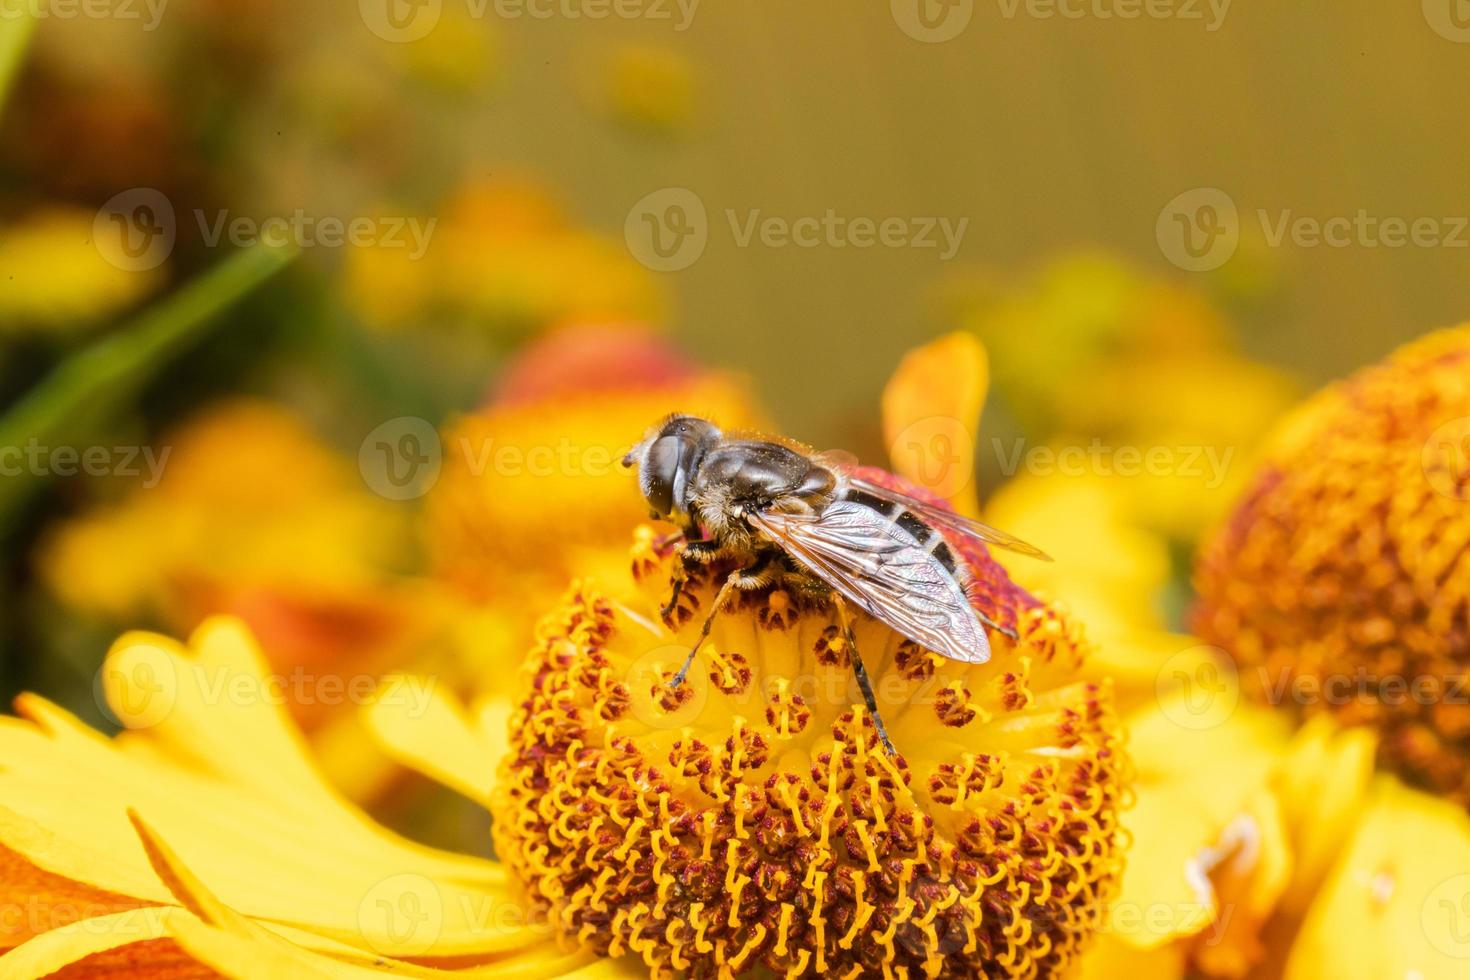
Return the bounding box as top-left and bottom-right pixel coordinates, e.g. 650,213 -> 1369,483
1194,325 -> 1470,805
491,470 -> 1126,979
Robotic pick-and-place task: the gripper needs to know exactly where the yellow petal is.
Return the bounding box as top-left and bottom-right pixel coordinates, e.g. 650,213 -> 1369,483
1070,934 -> 1186,980
0,620 -> 542,959
0,826 -> 147,948
1270,716 -> 1377,916
558,956 -> 651,979
881,331 -> 987,516
1189,789 -> 1293,978
1110,697 -> 1292,949
363,678 -> 499,807
0,906 -> 195,979
1284,778 -> 1470,980
126,808 -> 597,979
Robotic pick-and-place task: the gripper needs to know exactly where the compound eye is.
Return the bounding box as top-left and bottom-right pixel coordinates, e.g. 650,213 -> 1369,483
643,435 -> 682,516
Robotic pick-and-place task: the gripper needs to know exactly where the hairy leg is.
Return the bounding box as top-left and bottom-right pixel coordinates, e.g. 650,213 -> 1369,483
668,556 -> 774,689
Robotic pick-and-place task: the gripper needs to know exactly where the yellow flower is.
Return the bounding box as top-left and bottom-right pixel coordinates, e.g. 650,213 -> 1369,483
1194,325 -> 1470,806
0,207 -> 163,331
345,179 -> 664,335
38,399 -> 414,641
0,327 -> 1131,977
491,515 -> 1126,977
0,617 -> 625,977
592,45 -> 694,135
34,398 -> 432,796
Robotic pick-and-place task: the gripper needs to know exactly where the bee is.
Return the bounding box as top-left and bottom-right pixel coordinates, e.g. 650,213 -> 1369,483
622,414 -> 1050,754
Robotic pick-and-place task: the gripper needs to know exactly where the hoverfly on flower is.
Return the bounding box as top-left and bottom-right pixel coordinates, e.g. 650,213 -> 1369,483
622,412 -> 1051,753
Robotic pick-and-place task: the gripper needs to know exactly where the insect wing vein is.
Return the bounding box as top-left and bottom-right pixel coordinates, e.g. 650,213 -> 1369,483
752,501 -> 991,664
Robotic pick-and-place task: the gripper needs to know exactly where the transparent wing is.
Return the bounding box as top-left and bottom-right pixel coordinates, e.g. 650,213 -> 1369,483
842,473 -> 1052,561
750,500 -> 991,664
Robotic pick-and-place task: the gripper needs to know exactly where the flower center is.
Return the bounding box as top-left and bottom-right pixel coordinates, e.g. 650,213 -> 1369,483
492,527 -> 1126,978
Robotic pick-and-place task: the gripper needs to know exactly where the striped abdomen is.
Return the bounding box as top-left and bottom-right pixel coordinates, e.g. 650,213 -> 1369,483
834,485 -> 961,576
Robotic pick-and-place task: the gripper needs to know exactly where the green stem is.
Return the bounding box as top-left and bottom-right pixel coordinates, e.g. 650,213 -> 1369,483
0,243 -> 297,533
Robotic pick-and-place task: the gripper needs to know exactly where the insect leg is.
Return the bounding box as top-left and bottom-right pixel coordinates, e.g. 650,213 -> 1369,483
669,557 -> 775,689
669,570 -> 739,689
662,538 -> 722,619
661,563 -> 688,620
975,607 -> 1019,641
833,594 -> 897,756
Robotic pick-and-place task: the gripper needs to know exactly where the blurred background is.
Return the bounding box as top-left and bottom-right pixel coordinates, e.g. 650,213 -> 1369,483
2,2 -> 1469,834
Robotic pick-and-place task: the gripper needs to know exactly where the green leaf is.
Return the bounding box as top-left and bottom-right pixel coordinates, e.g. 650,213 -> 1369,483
0,243 -> 296,535
0,6 -> 36,117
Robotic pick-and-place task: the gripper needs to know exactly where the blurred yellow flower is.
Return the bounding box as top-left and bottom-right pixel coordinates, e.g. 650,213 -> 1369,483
345,179 -> 664,336
1195,324 -> 1470,806
39,399 -> 412,630
426,322 -> 763,673
0,207 -> 163,332
593,44 -> 694,135
947,252 -> 1299,540
34,399 -> 433,752
387,7 -> 498,92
